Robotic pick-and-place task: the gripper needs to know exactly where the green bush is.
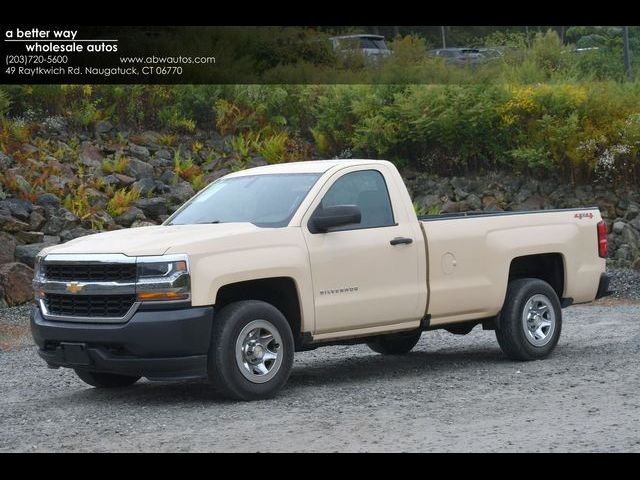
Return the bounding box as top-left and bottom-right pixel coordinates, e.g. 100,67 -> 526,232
3,79 -> 640,184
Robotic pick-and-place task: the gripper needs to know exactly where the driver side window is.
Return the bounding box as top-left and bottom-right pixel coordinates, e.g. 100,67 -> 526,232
318,169 -> 395,230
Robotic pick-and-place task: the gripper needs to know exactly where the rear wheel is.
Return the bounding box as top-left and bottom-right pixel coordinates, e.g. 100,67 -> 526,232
495,278 -> 562,361
74,370 -> 140,388
367,330 -> 421,355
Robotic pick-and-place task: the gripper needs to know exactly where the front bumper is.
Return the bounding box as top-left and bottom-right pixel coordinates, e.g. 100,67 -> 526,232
31,304 -> 214,380
595,273 -> 613,300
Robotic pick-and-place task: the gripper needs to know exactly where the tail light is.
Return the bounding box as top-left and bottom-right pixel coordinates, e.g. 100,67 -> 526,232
597,221 -> 608,258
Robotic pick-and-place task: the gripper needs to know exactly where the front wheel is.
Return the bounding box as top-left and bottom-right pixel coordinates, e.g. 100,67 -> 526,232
208,300 -> 294,401
495,278 -> 562,361
367,330 -> 421,355
74,370 -> 140,388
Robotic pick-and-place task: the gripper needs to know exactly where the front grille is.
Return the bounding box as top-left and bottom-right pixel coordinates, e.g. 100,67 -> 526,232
43,263 -> 137,282
44,294 -> 137,318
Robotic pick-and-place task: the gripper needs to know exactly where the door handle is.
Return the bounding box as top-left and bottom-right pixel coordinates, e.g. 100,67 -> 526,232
390,237 -> 413,246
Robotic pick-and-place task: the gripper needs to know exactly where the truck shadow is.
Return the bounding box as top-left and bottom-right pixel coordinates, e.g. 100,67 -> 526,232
66,347 -> 507,405
288,347 -> 504,388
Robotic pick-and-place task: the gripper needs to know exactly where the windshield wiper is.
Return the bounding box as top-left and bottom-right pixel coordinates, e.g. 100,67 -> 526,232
195,220 -> 222,224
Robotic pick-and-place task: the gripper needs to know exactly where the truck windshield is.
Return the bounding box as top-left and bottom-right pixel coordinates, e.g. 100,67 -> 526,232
166,173 -> 321,228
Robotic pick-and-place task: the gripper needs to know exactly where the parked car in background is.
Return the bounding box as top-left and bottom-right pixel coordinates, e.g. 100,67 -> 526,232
477,47 -> 504,60
330,34 -> 392,60
429,48 -> 484,64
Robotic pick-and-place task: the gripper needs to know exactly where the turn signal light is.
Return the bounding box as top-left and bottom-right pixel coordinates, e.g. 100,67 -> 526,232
597,221 -> 608,258
136,291 -> 188,301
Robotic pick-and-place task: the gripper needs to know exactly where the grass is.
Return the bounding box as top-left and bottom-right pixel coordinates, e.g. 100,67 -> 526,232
102,155 -> 129,174
173,150 -> 201,181
106,187 -> 141,217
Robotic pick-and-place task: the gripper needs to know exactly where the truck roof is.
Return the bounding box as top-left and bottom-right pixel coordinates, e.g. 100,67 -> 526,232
226,159 -> 391,177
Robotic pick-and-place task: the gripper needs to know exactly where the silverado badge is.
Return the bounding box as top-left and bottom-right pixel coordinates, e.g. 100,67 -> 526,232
65,282 -> 83,294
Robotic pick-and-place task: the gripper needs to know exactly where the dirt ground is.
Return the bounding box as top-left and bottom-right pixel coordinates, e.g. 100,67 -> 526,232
1,300 -> 639,452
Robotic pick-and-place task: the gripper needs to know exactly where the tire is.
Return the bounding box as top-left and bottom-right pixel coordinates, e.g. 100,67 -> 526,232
74,369 -> 140,388
367,330 -> 421,355
495,278 -> 562,361
208,300 -> 294,401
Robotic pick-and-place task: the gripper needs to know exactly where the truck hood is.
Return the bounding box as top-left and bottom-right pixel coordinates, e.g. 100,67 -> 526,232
43,223 -> 263,257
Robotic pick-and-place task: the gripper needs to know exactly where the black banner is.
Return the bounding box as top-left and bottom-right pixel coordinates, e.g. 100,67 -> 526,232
0,25 -> 401,84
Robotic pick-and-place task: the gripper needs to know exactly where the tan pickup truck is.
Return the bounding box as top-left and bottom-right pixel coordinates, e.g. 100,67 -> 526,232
31,159 -> 611,400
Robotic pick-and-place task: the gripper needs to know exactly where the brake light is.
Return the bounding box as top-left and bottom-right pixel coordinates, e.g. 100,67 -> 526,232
597,221 -> 608,258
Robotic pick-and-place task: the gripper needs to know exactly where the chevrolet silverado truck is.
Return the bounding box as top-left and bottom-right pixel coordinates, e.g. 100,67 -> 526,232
31,159 -> 611,400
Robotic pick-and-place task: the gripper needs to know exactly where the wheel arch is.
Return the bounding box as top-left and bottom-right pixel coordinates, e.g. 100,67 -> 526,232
214,277 -> 304,348
507,252 -> 566,300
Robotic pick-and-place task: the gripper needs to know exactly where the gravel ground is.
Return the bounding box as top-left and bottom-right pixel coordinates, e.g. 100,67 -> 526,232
608,267 -> 640,301
1,281 -> 639,452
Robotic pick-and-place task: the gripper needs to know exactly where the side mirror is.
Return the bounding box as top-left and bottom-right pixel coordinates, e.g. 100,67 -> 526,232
310,205 -> 361,233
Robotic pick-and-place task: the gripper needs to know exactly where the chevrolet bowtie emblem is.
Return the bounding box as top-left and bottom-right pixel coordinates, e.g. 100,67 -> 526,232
66,282 -> 83,294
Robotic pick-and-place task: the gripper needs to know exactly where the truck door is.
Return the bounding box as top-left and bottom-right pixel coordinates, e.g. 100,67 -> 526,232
301,166 -> 422,335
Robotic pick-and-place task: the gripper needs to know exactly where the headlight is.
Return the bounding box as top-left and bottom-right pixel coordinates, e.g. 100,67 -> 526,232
136,256 -> 191,302
137,260 -> 187,279
33,254 -> 46,300
33,255 -> 44,278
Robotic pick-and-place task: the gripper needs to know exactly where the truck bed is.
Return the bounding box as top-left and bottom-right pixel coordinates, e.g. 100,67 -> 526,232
418,206 -> 604,326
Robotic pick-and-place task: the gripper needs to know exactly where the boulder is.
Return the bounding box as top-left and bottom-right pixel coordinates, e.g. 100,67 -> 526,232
450,177 -> 469,192
453,187 -> 469,201
204,168 -> 231,183
0,215 -> 30,233
132,177 -> 156,196
204,158 -> 222,172
15,231 -> 44,244
36,193 -> 61,208
150,156 -> 173,169
102,174 -> 121,187
129,143 -> 150,159
14,242 -> 54,268
413,194 -> 441,211
155,148 -> 173,161
45,175 -> 71,192
42,210 -> 79,235
95,120 -> 113,134
154,180 -> 170,194
620,224 -> 640,250
160,171 -> 179,185
626,202 -> 640,221
442,201 -> 460,214
168,181 -> 195,204
0,263 -> 34,306
613,221 -> 627,235
114,206 -> 146,227
615,244 -> 633,262
0,232 -> 17,265
0,198 -> 33,221
60,227 -> 93,242
125,158 -> 154,179
79,141 -> 104,169
465,193 -> 483,211
13,175 -> 32,194
512,195 -> 545,211
29,210 -> 46,231
134,197 -> 167,219
0,151 -> 14,170
113,173 -> 136,186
